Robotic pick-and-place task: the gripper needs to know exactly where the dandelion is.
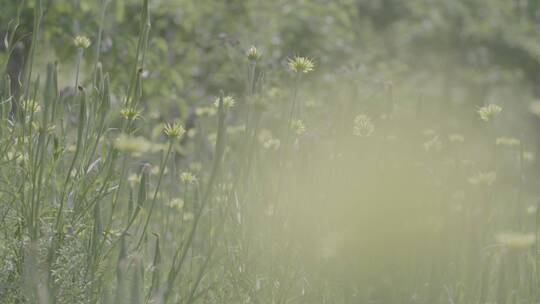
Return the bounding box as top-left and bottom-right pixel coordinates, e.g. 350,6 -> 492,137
246,45 -> 261,61
120,107 -> 141,121
163,121 -> 185,140
353,114 -> 374,137
73,35 -> 91,49
468,171 -> 496,186
495,232 -> 535,250
180,171 -> 197,184
477,104 -> 502,122
495,137 -> 520,147
214,96 -> 235,108
288,56 -> 315,74
114,134 -> 151,155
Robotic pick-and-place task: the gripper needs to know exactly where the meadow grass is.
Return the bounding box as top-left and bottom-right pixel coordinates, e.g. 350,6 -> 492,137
1,1 -> 540,304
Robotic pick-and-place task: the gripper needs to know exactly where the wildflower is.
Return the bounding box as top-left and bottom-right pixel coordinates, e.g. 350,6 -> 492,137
495,232 -> 535,250
180,171 -> 197,184
478,104 -> 502,122
246,45 -> 261,61
120,107 -> 141,121
163,121 -> 185,140
496,137 -> 520,147
288,56 -> 315,74
448,134 -> 464,144
292,119 -> 306,136
114,134 -> 151,155
353,114 -> 374,137
468,171 -> 496,186
168,198 -> 184,210
73,35 -> 91,49
214,96 -> 235,108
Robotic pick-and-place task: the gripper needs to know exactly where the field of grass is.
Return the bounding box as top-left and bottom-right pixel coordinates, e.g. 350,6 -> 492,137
1,0 -> 540,303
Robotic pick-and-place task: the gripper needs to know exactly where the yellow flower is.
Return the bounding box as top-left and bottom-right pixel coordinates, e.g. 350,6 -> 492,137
214,96 -> 235,108
163,121 -> 185,140
478,104 -> 502,122
180,171 -> 197,184
168,198 -> 184,210
288,56 -> 315,74
73,35 -> 91,49
120,107 -> 141,121
246,45 -> 262,61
